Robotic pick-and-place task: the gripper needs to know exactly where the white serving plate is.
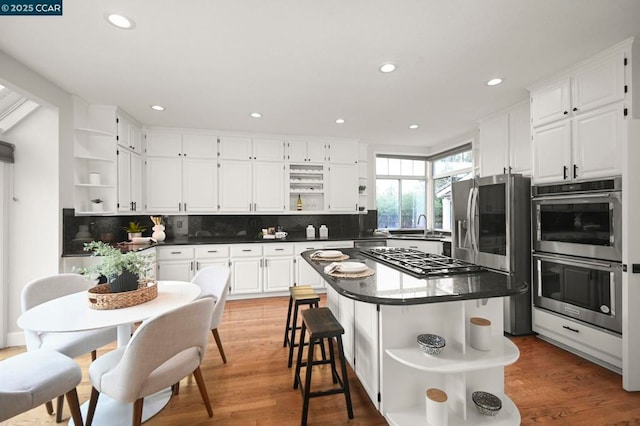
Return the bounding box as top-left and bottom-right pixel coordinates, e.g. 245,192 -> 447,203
130,237 -> 152,244
336,262 -> 368,273
315,250 -> 344,258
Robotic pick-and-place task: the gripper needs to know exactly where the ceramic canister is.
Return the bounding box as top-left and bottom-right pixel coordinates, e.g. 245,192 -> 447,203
426,388 -> 448,426
469,317 -> 492,351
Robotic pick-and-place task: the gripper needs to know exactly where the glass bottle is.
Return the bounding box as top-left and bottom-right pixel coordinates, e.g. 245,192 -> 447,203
296,194 -> 303,211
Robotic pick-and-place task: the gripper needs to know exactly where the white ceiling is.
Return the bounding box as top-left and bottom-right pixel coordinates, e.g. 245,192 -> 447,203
0,0 -> 639,148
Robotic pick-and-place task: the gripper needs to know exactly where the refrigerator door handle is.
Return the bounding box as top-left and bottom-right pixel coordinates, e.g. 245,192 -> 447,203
469,187 -> 479,256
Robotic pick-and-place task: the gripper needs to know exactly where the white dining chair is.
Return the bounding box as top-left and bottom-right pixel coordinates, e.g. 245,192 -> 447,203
0,349 -> 84,425
191,265 -> 231,363
21,273 -> 117,421
85,297 -> 216,426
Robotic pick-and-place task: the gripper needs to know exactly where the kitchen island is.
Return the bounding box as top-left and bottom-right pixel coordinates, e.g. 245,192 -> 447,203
302,248 -> 527,426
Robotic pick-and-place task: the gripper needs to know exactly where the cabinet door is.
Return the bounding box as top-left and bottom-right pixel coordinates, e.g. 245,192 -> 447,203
116,115 -> 130,149
146,157 -> 182,212
532,120 -> 571,184
328,164 -> 358,211
531,79 -> 571,127
253,138 -> 285,162
286,139 -> 308,162
130,152 -> 143,211
307,140 -> 327,163
354,301 -> 379,408
182,134 -> 217,159
508,101 -> 532,176
253,162 -> 285,212
572,103 -> 623,180
295,256 -> 324,289
572,51 -> 625,113
145,132 -> 182,157
479,113 -> 509,177
218,160 -> 252,212
327,141 -> 358,164
157,260 -> 193,281
129,123 -> 142,153
183,158 -> 217,212
231,258 -> 262,293
117,149 -> 132,212
196,259 -> 230,273
339,296 -> 355,366
219,136 -> 252,160
264,256 -> 293,292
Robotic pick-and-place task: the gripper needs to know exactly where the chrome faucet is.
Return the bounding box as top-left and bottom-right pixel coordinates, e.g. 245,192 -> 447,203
417,214 -> 429,237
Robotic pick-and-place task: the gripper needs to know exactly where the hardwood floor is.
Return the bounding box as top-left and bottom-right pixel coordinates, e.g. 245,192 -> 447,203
2,295 -> 640,425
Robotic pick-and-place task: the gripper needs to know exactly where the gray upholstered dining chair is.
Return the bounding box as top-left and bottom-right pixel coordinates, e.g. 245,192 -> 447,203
191,265 -> 231,363
85,297 -> 216,426
0,349 -> 84,425
21,273 -> 117,422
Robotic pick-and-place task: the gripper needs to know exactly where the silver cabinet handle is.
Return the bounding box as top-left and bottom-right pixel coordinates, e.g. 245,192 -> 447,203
207,250 -> 218,253
170,251 -> 182,255
264,259 -> 268,267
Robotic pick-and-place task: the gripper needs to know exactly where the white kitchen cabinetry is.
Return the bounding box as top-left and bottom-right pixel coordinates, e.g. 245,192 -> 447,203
328,164 -> 359,212
294,243 -> 326,289
145,157 -> 183,212
218,160 -> 284,213
117,148 -> 143,212
230,245 -> 263,294
530,45 -> 627,183
478,101 -> 531,177
183,158 -> 218,212
218,136 -> 284,162
381,298 -> 520,425
117,113 -> 142,153
286,138 -> 326,163
194,245 -> 230,271
288,164 -> 326,212
327,141 -> 359,164
354,300 -> 379,407
146,131 -> 217,158
387,239 -> 443,255
263,244 -> 294,292
156,246 -> 195,282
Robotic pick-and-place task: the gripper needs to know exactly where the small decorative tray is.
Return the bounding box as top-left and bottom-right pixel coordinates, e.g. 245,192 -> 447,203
88,279 -> 157,310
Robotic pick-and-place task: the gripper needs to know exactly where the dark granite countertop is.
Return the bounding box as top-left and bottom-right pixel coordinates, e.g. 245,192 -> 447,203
62,235 -> 389,256
302,248 -> 527,306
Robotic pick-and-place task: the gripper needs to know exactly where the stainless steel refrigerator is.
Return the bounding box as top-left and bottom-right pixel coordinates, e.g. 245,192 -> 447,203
451,173 -> 532,335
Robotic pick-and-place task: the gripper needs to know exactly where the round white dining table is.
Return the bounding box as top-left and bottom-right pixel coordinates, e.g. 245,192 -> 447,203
17,281 -> 201,425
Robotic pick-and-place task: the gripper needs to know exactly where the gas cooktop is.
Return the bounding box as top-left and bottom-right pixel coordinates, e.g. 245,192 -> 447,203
361,247 -> 486,278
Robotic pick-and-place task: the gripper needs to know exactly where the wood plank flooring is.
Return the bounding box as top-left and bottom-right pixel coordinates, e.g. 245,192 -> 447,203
2,295 -> 640,425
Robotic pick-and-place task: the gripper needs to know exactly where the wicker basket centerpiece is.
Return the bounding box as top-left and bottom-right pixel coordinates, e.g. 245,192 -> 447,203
88,278 -> 157,310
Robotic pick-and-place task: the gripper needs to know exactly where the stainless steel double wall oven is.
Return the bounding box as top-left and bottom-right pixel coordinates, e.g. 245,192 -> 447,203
532,177 -> 623,334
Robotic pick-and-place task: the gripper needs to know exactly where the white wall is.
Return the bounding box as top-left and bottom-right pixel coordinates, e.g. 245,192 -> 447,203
0,49 -> 73,346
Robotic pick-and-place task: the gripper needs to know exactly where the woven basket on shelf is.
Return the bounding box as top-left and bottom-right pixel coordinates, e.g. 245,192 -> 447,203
88,279 -> 157,310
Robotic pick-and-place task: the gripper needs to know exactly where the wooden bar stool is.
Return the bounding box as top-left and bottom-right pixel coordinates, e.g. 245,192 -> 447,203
293,307 -> 354,426
285,286 -> 326,368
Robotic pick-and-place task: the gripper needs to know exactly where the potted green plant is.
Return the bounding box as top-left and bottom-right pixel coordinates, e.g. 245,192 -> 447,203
82,241 -> 151,293
358,185 -> 367,194
123,221 -> 146,240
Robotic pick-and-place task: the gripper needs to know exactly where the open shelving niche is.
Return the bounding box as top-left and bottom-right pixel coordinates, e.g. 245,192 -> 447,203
288,163 -> 326,212
379,297 -> 521,426
73,127 -> 117,215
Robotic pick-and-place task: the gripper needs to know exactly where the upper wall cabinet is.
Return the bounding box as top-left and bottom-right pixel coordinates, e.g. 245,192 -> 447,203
146,132 -> 217,159
117,113 -> 142,153
531,50 -> 626,127
529,41 -> 630,183
478,101 -> 531,177
218,136 -> 285,161
327,141 -> 359,164
286,138 -> 327,163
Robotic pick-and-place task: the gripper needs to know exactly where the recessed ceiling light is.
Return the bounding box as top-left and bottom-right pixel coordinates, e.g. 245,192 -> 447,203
250,112 -> 262,118
105,13 -> 135,30
379,63 -> 396,73
409,124 -> 419,129
151,105 -> 165,111
487,78 -> 503,86
335,118 -> 345,124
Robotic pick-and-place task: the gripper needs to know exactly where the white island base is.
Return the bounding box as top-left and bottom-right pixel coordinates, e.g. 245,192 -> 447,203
326,286 -> 521,426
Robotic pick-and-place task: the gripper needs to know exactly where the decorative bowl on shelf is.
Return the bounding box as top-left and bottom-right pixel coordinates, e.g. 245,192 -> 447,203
471,391 -> 502,416
417,333 -> 446,356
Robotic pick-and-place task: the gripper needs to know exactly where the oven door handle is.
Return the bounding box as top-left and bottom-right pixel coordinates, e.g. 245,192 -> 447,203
533,253 -> 613,269
532,192 -> 621,202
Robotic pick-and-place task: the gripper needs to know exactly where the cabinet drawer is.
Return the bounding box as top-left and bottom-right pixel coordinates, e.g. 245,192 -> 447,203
195,245 -> 230,258
533,307 -> 621,366
264,244 -> 294,256
231,244 -> 263,257
294,243 -> 325,255
323,241 -> 353,249
156,247 -> 194,261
